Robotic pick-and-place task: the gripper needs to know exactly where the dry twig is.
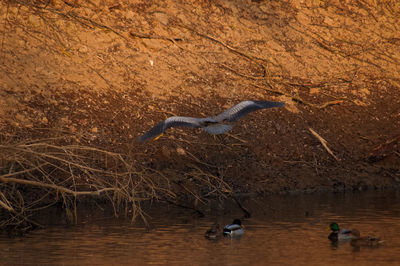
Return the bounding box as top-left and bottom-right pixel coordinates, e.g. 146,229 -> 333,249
309,128 -> 340,161
251,83 -> 343,109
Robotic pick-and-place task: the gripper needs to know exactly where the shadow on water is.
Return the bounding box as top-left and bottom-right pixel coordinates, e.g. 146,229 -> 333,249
1,190 -> 400,265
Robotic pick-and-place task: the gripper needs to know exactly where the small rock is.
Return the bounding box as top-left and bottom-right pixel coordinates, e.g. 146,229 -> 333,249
176,147 -> 186,156
29,15 -> 42,27
162,146 -> 171,158
15,113 -> 26,122
125,10 -> 135,20
154,12 -> 169,25
90,0 -> 102,7
78,45 -> 88,53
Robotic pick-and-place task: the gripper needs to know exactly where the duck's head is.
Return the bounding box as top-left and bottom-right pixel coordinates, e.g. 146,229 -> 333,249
232,219 -> 242,226
209,223 -> 220,232
330,222 -> 340,232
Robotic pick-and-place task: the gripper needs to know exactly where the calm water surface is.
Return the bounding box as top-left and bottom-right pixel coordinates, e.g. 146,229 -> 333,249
1,191 -> 400,265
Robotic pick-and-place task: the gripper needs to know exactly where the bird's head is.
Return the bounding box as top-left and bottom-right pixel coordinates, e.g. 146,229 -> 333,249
233,219 -> 242,226
329,222 -> 340,232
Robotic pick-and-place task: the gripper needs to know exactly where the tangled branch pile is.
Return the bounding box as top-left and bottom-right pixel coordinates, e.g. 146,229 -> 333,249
0,133 -> 231,232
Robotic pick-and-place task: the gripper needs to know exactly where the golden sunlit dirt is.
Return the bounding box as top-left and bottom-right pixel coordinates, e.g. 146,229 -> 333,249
0,0 -> 399,229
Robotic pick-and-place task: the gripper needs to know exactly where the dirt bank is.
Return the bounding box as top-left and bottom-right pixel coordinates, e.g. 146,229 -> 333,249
0,0 -> 399,230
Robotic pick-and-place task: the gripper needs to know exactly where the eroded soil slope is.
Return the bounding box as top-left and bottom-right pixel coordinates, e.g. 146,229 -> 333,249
1,0 -> 400,207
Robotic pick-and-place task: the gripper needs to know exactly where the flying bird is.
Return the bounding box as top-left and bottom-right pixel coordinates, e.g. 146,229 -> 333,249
138,100 -> 284,142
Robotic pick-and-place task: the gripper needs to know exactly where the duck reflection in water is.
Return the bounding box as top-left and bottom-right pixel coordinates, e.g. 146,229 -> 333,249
350,229 -> 384,251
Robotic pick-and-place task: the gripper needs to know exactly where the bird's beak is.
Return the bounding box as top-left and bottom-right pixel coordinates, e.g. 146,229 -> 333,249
153,133 -> 164,141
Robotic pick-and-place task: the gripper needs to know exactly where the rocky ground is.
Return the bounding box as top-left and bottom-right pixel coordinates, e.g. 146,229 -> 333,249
0,0 -> 399,229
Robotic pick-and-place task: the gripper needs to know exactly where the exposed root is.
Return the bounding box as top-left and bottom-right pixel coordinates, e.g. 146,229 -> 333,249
177,22 -> 270,77
367,135 -> 400,163
309,128 -> 340,162
251,83 -> 344,109
129,31 -> 182,44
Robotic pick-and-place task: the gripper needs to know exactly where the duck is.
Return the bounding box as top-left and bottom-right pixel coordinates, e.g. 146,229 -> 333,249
328,222 -> 353,241
223,219 -> 245,237
204,223 -> 222,240
350,229 -> 383,247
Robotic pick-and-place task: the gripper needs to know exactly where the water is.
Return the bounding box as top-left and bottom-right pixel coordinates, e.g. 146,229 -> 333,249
1,191 -> 400,265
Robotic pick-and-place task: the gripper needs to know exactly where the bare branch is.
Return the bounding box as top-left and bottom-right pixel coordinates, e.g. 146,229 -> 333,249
309,128 -> 340,162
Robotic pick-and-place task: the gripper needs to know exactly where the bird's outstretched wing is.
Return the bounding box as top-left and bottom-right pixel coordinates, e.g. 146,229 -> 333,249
138,116 -> 213,142
214,100 -> 285,122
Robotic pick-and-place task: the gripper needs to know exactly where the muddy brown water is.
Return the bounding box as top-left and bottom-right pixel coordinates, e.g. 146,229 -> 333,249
1,191 -> 399,265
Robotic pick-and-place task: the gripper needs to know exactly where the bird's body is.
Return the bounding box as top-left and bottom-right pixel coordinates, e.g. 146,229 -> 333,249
138,100 -> 284,142
204,223 -> 222,240
328,222 -> 353,242
223,219 -> 245,237
350,229 -> 383,247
